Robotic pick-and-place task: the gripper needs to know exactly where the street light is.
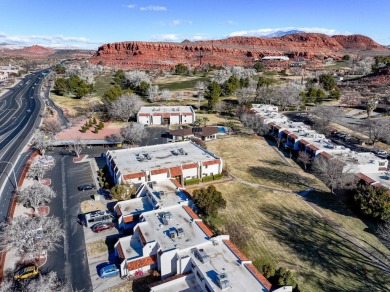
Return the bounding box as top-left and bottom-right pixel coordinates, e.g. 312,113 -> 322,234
0,161 -> 18,189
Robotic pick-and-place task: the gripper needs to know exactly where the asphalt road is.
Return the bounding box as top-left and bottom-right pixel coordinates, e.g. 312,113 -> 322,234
0,70 -> 48,221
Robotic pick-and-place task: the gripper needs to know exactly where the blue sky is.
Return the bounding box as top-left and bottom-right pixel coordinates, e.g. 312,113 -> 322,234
0,0 -> 389,49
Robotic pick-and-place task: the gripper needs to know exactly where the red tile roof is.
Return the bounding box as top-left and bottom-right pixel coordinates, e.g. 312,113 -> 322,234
115,205 -> 122,216
282,130 -> 291,135
299,139 -> 310,145
223,240 -> 249,261
379,167 -> 388,171
356,173 -> 376,184
245,263 -> 272,291
136,227 -> 147,245
170,178 -> 183,188
268,122 -> 275,126
202,159 -> 220,166
117,242 -> 125,259
138,113 -> 150,116
319,151 -> 332,159
307,144 -> 320,151
123,172 -> 146,180
289,134 -> 298,139
182,163 -> 198,169
170,113 -> 180,116
162,113 -> 170,118
150,168 -> 168,175
196,221 -> 214,238
183,112 -> 193,115
123,215 -> 134,224
183,206 -> 199,220
170,166 -> 182,177
127,255 -> 157,271
274,125 -> 281,129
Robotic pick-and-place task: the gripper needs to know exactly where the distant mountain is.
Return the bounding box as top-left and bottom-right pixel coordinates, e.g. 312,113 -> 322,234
0,42 -> 23,50
263,30 -> 304,38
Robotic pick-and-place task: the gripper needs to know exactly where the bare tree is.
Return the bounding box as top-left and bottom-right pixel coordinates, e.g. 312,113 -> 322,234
0,216 -> 64,261
27,162 -> 45,182
147,85 -> 159,102
176,91 -> 184,102
341,90 -> 362,107
120,123 -> 145,146
236,87 -> 256,105
240,113 -> 270,135
31,130 -> 56,157
312,156 -> 356,194
124,70 -> 151,88
160,88 -> 172,101
17,182 -> 56,214
366,118 -> 390,146
273,82 -> 304,111
195,81 -> 205,108
25,271 -> 68,292
310,105 -> 344,134
365,96 -> 379,119
107,93 -> 144,122
214,101 -> 227,114
41,118 -> 62,134
69,137 -> 88,158
298,151 -> 312,170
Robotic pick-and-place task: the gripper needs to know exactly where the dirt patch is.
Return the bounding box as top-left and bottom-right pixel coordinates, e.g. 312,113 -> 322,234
80,200 -> 107,213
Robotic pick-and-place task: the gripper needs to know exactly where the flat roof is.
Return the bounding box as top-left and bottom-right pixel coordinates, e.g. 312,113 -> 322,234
335,151 -> 385,166
178,238 -> 270,292
364,172 -> 390,189
118,232 -> 144,260
107,141 -> 220,176
138,205 -> 210,252
117,179 -> 190,216
151,274 -> 200,292
138,106 -> 194,114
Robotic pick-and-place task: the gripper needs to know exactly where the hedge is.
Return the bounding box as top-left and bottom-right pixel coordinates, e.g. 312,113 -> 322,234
184,178 -> 200,186
213,174 -> 223,180
202,175 -> 214,183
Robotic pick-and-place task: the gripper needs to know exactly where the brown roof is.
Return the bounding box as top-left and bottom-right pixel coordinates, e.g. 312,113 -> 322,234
245,263 -> 272,291
223,240 -> 249,261
150,168 -> 168,175
123,172 -> 146,180
379,167 -> 388,171
115,205 -> 122,216
319,151 -> 332,159
196,221 -> 214,238
138,113 -> 149,116
183,206 -> 199,220
170,178 -> 183,188
193,127 -> 219,137
299,139 -> 310,145
289,134 -> 298,139
127,255 -> 157,271
117,242 -> 125,259
149,272 -> 191,288
274,125 -> 281,129
182,163 -> 198,169
170,166 -> 182,177
356,173 -> 376,184
307,144 -> 320,151
168,128 -> 193,137
202,159 -> 220,166
123,215 -> 134,224
282,130 -> 291,135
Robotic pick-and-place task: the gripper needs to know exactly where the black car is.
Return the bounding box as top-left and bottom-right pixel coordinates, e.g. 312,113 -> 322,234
78,184 -> 96,191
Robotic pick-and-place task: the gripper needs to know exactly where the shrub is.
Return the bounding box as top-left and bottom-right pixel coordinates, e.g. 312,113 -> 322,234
253,258 -> 276,279
92,117 -> 97,124
213,174 -> 223,180
192,185 -> 226,217
80,127 -> 87,133
98,121 -> 104,129
184,178 -> 200,186
94,128 -> 99,134
202,175 -> 214,183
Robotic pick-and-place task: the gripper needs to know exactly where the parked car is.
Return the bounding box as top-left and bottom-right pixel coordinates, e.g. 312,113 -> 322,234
99,264 -> 120,278
14,265 -> 39,280
373,150 -> 387,156
78,184 -> 96,191
92,222 -> 115,233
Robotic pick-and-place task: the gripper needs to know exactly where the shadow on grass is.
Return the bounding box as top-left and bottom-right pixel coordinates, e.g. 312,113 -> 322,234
247,165 -> 317,189
132,275 -> 160,292
257,203 -> 390,291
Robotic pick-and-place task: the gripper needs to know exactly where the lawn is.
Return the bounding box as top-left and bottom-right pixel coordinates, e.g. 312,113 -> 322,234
86,239 -> 107,257
154,75 -> 209,91
50,91 -> 101,117
203,181 -> 390,291
94,73 -> 114,98
207,136 -> 315,192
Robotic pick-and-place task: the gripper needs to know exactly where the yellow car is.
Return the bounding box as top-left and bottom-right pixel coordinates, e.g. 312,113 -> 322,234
14,265 -> 39,280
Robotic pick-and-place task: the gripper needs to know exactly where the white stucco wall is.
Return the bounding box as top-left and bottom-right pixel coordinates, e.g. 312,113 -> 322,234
182,168 -> 198,180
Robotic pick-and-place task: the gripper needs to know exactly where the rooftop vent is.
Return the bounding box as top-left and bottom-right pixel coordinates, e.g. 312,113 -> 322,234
172,150 -> 179,156
159,191 -> 167,199
217,273 -> 230,290
162,212 -> 172,225
193,248 -> 211,264
177,227 -> 184,238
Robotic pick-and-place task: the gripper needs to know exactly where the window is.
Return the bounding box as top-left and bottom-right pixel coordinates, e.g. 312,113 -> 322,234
379,162 -> 386,166
138,177 -> 142,181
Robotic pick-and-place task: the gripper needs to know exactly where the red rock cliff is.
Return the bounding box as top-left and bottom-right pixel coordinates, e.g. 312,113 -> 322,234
90,33 -> 387,69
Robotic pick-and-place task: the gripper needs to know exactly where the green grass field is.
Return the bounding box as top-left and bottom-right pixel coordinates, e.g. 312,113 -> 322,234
94,73 -> 114,98
156,76 -> 209,91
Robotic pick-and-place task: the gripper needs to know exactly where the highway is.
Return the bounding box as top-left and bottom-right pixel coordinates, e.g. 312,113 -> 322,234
0,70 -> 47,221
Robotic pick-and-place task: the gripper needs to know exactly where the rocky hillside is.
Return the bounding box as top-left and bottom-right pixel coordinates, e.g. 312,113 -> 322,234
90,33 -> 388,69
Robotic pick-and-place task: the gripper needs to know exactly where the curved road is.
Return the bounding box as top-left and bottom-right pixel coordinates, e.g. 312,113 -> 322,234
0,70 -> 48,221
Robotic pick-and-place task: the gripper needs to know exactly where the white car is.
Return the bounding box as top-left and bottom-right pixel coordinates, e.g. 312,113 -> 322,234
373,150 -> 387,156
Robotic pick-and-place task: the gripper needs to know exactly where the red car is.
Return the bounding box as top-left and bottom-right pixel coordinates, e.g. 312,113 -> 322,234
92,222 -> 115,233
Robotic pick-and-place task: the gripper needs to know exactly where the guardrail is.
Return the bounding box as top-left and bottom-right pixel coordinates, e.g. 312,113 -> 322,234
0,150 -> 39,283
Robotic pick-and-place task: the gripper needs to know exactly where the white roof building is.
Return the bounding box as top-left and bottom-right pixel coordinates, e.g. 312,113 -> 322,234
106,141 -> 222,185
114,179 -> 193,229
137,106 -> 196,125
